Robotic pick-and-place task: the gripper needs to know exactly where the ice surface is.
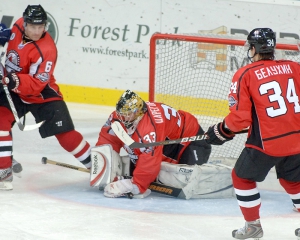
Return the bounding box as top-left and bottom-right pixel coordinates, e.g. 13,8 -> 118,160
2,103 -> 299,240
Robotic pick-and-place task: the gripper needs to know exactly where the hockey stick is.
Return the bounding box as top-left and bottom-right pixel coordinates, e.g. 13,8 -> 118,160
2,85 -> 45,131
111,121 -> 205,148
0,43 -> 45,131
148,182 -> 187,198
41,157 -> 90,173
111,121 -> 248,149
41,157 -> 191,199
41,157 -> 136,199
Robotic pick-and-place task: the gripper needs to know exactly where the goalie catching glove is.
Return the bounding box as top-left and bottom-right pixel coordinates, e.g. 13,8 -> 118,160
104,176 -> 140,198
205,121 -> 235,145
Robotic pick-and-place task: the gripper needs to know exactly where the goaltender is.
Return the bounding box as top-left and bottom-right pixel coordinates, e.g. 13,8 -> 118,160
89,90 -> 233,199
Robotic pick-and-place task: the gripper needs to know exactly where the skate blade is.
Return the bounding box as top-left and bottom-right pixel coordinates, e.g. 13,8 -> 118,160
0,182 -> 13,190
133,189 -> 151,199
13,171 -> 22,178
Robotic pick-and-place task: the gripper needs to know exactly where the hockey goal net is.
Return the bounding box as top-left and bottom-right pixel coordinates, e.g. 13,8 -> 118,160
149,33 -> 300,164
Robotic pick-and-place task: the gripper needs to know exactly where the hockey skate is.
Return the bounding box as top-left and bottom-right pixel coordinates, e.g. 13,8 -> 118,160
296,228 -> 300,239
12,158 -> 23,178
293,204 -> 299,213
232,219 -> 263,239
0,167 -> 13,190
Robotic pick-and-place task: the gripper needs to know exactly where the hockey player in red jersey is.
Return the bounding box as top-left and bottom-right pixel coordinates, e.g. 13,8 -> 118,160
0,5 -> 91,190
93,90 -> 213,198
205,28 -> 300,239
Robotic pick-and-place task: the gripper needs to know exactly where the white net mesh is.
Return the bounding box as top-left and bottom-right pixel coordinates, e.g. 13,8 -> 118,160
150,33 -> 300,161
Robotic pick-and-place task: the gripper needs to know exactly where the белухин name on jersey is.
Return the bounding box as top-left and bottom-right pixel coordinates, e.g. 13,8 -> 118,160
255,64 -> 292,80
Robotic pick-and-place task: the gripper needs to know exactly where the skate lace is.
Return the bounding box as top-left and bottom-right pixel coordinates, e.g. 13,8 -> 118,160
236,221 -> 261,236
236,225 -> 247,235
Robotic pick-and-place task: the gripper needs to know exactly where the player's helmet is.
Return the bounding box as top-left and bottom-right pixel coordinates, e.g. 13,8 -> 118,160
23,5 -> 47,25
116,90 -> 147,129
245,28 -> 276,54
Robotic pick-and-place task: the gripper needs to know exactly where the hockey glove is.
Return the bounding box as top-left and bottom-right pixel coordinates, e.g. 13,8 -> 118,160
2,73 -> 20,91
205,121 -> 235,145
0,24 -> 11,46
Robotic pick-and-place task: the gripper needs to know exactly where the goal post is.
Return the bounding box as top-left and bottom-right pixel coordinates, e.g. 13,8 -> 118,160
149,33 -> 300,163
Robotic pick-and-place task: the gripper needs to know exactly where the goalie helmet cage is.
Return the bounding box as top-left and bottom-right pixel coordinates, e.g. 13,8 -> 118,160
149,33 -> 300,162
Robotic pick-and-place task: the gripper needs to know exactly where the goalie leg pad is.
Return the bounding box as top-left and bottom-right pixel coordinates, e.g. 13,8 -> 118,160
157,162 -> 194,188
90,145 -> 122,189
191,163 -> 234,198
157,162 -> 234,199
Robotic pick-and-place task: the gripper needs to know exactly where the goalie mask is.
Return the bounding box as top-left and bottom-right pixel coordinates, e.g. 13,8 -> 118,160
244,28 -> 276,61
116,90 -> 147,131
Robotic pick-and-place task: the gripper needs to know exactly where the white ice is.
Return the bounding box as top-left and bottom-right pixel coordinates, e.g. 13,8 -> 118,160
3,103 -> 299,240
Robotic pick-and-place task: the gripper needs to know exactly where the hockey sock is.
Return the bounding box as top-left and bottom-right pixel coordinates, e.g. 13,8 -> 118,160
232,169 -> 261,221
279,178 -> 300,211
55,130 -> 91,168
0,107 -> 15,169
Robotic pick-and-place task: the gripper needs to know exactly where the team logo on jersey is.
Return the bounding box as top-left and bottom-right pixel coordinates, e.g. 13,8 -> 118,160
228,95 -> 237,107
5,50 -> 22,72
36,72 -> 50,82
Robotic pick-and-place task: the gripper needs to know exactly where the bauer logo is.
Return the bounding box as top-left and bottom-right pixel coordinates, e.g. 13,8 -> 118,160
180,135 -> 205,143
46,12 -> 59,44
148,184 -> 173,195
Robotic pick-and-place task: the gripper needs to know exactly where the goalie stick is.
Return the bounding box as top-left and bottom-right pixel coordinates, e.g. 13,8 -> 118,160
111,121 -> 247,149
0,43 -> 45,131
111,121 -> 203,148
41,157 -> 192,199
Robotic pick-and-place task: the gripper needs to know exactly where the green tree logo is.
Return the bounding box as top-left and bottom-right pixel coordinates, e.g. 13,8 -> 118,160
46,12 -> 59,44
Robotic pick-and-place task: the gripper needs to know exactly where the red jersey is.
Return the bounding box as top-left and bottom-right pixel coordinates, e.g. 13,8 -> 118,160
96,102 -> 200,193
225,59 -> 300,156
5,18 -> 62,103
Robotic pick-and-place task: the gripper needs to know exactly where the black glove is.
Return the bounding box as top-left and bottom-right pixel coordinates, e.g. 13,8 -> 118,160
2,73 -> 20,91
205,121 -> 235,145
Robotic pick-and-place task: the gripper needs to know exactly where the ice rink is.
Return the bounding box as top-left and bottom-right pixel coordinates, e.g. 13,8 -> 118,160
3,103 -> 299,240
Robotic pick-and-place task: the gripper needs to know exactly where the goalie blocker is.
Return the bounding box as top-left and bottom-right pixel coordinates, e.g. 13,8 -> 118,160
90,144 -> 234,199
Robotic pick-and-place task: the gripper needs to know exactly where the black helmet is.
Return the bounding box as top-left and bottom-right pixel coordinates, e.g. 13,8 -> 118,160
246,28 -> 276,54
23,5 -> 47,25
